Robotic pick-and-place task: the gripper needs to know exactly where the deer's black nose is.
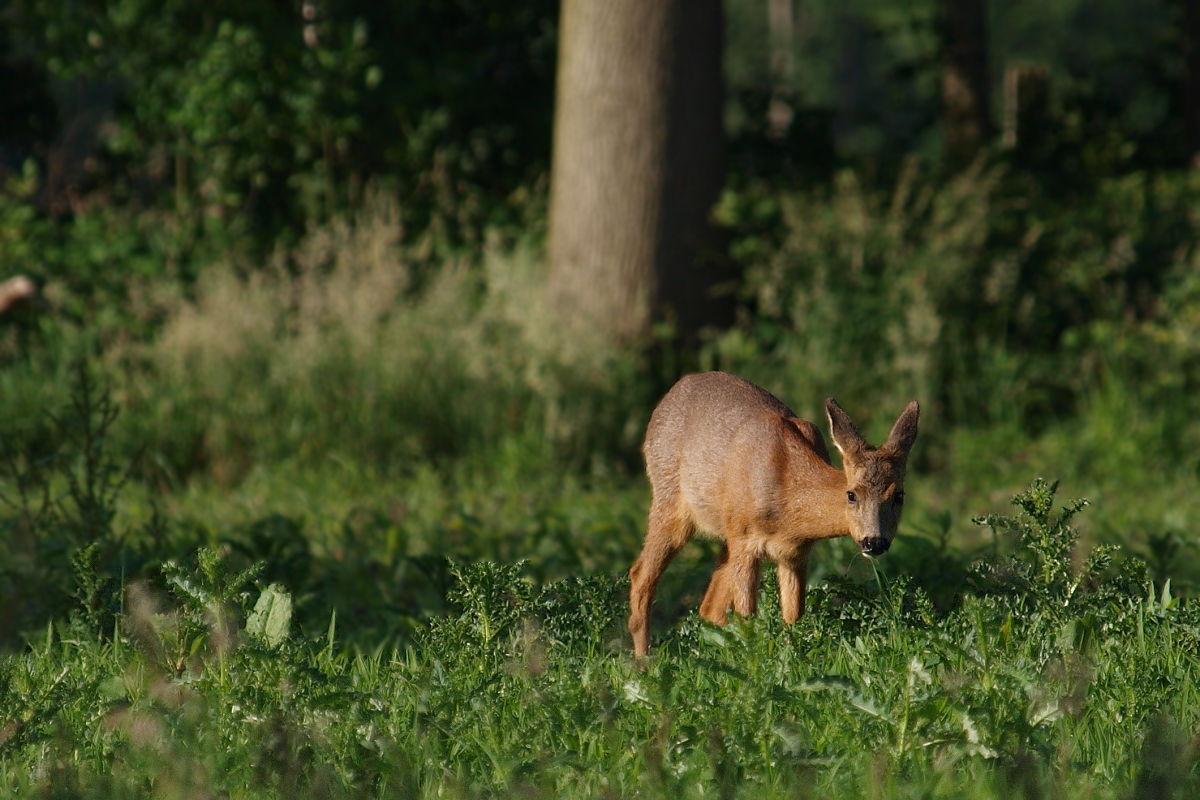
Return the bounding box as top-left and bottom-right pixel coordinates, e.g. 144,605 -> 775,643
861,537 -> 891,556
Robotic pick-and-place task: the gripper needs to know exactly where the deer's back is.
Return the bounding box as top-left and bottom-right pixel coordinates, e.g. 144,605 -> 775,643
645,372 -> 791,455
645,372 -> 798,502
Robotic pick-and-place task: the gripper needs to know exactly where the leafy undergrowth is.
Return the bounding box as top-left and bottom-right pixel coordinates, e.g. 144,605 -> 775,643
2,481 -> 1197,799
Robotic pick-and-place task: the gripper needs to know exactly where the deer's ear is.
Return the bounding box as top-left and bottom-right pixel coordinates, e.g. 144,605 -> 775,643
882,400 -> 920,457
826,398 -> 867,461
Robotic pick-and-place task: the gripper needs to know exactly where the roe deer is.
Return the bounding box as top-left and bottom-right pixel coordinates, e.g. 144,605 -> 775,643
628,371 -> 919,658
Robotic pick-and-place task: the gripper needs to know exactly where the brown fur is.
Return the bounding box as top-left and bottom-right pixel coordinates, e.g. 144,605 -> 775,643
0,276 -> 38,316
628,371 -> 919,658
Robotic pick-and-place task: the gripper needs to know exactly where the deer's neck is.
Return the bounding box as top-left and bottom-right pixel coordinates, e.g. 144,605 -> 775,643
783,459 -> 852,540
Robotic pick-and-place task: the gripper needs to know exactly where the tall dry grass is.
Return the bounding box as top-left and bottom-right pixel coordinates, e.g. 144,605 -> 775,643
115,194 -> 647,486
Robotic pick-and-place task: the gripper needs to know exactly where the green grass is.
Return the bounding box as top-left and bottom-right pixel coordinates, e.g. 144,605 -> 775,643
5,165 -> 1200,795
1,482 -> 1197,798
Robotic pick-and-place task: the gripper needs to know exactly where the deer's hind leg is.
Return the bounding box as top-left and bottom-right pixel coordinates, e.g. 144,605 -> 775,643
629,497 -> 694,659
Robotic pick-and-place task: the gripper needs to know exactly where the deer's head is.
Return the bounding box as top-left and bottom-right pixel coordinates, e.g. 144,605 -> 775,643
826,398 -> 920,557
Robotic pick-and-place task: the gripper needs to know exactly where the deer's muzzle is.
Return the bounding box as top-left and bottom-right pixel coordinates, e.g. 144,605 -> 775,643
860,537 -> 891,557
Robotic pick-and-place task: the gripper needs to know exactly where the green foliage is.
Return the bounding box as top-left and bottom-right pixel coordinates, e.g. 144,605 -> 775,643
4,4 -> 1200,793
247,584 -> 294,650
714,161 -> 1005,426
992,0 -> 1180,169
10,0 -> 557,247
0,364 -> 139,644
0,162 -> 48,275
725,0 -> 1180,169
712,164 -> 1200,465
974,479 -> 1091,594
430,560 -> 535,657
2,0 -> 1190,274
100,206 -> 650,486
152,548 -> 262,680
1,483 -> 1197,797
728,0 -> 942,163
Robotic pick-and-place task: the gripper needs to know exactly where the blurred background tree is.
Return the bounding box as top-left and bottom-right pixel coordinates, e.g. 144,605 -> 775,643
1183,0 -> 1200,163
2,0 -> 1196,411
2,0 -> 1193,249
545,0 -> 729,346
941,0 -> 992,165
2,0 -> 558,251
0,0 -> 1198,427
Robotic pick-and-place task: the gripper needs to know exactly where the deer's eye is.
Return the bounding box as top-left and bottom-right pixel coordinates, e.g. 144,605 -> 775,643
846,490 -> 858,505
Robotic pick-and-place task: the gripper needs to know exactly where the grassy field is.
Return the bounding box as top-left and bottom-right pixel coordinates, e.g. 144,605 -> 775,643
3,166 -> 1200,795
1,480 -> 1197,798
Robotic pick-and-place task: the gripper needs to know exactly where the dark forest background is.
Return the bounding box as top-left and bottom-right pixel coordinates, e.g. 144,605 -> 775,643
2,0 -> 1200,653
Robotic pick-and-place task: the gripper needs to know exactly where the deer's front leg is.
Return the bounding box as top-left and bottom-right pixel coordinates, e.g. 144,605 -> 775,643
778,541 -> 814,624
700,539 -> 760,624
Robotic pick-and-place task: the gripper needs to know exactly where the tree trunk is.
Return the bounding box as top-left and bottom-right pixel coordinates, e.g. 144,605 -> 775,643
1002,62 -> 1049,159
767,0 -> 796,139
1184,0 -> 1200,165
942,0 -> 992,165
546,0 -> 727,346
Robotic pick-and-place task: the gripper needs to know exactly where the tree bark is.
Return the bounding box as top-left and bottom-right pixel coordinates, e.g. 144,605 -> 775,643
1184,0 -> 1200,165
767,0 -> 796,139
1002,62 -> 1049,159
546,0 -> 727,346
942,0 -> 993,164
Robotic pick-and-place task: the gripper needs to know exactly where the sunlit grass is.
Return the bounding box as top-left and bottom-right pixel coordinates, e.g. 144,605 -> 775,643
3,482 -> 1197,798
5,167 -> 1200,795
